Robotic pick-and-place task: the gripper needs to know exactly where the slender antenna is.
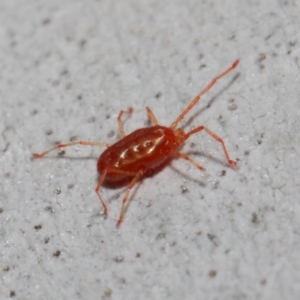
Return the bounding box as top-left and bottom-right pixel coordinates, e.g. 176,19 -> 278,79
170,60 -> 239,129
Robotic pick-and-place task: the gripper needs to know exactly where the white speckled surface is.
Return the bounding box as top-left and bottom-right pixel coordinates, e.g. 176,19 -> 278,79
1,0 -> 300,299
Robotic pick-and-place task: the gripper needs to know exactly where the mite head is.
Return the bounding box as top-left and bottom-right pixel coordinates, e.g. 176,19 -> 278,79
173,128 -> 186,145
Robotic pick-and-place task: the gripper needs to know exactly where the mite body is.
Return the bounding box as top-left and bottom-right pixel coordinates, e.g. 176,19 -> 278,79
33,60 -> 239,226
98,126 -> 184,182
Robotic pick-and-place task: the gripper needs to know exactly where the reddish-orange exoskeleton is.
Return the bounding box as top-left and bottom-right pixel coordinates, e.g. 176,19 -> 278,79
33,60 -> 239,226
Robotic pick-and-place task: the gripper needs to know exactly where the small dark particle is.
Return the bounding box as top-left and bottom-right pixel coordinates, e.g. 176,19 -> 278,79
155,92 -> 162,98
156,232 -> 166,240
220,170 -> 226,176
181,185 -> 188,193
228,103 -> 237,111
34,224 -> 42,230
60,69 -> 69,76
258,53 -> 266,62
252,212 -> 259,224
261,279 -> 267,285
58,149 -> 65,156
42,18 -> 51,25
45,206 -> 54,213
58,149 -> 66,156
79,39 -> 87,48
114,256 -> 124,263
88,116 -> 96,123
3,143 -> 10,155
207,233 -> 219,246
53,250 -> 61,257
209,270 -> 217,278
45,129 -> 53,136
107,130 -> 115,138
54,189 -> 61,195
104,289 -> 112,297
10,291 -> 16,297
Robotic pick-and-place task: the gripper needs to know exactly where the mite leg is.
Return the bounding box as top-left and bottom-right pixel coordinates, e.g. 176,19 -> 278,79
117,169 -> 144,227
33,141 -> 110,158
95,167 -> 140,220
185,126 -> 236,167
170,60 -> 239,129
146,107 -> 159,125
118,107 -> 133,137
95,169 -> 109,216
172,152 -> 205,171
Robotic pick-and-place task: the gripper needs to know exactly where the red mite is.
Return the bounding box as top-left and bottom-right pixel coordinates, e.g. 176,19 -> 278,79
33,60 -> 239,226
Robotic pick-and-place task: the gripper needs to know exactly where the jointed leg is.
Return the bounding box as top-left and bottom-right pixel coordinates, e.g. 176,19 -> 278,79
172,152 -> 205,171
117,169 -> 144,227
95,167 -> 142,224
146,107 -> 158,125
118,107 -> 133,137
170,60 -> 239,129
33,140 -> 110,158
95,169 -> 109,216
185,126 -> 236,167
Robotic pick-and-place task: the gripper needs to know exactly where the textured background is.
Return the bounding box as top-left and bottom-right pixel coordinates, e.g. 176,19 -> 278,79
1,0 -> 299,299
